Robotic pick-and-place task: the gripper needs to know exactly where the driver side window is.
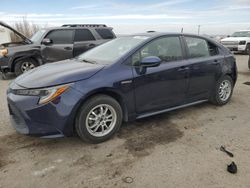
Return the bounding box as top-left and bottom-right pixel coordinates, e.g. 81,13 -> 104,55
132,36 -> 183,65
45,30 -> 74,44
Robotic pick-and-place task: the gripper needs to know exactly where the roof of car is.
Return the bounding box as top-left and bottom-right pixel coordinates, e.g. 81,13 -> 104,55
42,25 -> 113,31
123,32 -> 221,45
127,32 -> 210,39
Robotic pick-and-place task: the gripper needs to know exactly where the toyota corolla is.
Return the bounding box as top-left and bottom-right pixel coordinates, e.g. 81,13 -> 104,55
7,32 -> 237,143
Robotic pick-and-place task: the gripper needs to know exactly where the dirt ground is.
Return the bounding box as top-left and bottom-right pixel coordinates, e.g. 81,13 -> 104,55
0,55 -> 250,188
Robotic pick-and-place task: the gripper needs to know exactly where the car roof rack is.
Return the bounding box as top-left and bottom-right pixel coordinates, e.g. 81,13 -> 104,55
61,24 -> 107,28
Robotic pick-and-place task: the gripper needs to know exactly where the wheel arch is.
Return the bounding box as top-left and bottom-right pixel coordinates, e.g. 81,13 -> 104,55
63,89 -> 128,136
78,89 -> 128,122
10,51 -> 43,72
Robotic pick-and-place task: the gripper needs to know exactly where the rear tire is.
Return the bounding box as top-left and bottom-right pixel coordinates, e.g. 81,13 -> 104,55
210,75 -> 234,106
75,95 -> 123,143
14,58 -> 38,76
248,56 -> 250,70
245,44 -> 250,55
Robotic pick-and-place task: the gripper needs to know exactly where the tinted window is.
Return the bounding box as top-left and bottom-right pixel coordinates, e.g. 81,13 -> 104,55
185,37 -> 210,58
74,29 -> 95,42
95,29 -> 114,39
132,36 -> 183,65
46,30 -> 73,44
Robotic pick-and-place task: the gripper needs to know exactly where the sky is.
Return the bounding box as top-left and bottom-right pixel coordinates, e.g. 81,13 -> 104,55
0,0 -> 250,35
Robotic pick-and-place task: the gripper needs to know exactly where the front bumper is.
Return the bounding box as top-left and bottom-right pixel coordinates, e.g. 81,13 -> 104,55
0,56 -> 10,73
221,44 -> 246,52
7,83 -> 83,137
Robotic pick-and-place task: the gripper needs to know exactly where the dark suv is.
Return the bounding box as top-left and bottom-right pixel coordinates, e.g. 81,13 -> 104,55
0,22 -> 116,77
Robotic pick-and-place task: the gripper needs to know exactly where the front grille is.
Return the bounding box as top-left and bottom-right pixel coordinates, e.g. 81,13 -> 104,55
8,104 -> 29,134
221,41 -> 239,45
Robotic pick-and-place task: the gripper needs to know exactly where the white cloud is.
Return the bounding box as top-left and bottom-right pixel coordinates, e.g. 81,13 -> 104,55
70,4 -> 102,10
0,13 -> 190,23
1,0 -> 250,35
111,23 -> 250,35
70,0 -> 191,12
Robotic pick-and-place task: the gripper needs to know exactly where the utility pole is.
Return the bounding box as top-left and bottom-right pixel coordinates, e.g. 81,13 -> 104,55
198,25 -> 201,35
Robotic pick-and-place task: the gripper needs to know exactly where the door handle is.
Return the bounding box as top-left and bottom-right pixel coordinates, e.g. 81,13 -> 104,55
178,66 -> 189,71
64,47 -> 72,50
211,60 -> 219,65
88,44 -> 95,48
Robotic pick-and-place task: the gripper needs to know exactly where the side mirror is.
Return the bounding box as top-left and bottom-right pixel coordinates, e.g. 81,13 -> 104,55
140,56 -> 161,67
42,38 -> 52,45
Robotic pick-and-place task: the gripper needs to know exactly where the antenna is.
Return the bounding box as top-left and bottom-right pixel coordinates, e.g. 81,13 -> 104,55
198,25 -> 201,35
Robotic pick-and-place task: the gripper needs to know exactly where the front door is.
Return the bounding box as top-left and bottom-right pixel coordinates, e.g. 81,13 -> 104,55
132,36 -> 189,114
41,29 -> 74,62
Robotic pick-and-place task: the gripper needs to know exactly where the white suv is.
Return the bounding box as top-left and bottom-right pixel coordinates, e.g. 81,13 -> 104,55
221,30 -> 250,54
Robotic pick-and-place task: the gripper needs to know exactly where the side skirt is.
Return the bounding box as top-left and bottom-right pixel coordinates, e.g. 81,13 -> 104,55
136,100 -> 208,119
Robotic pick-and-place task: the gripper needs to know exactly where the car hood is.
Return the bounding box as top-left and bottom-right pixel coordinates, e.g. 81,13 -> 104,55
0,21 -> 32,45
221,37 -> 249,42
14,59 -> 105,89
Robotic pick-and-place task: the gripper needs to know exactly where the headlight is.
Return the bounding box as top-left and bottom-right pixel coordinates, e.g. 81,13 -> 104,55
13,84 -> 70,104
239,41 -> 246,45
0,48 -> 8,57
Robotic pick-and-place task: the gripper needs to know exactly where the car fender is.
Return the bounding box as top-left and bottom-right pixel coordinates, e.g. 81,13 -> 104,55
10,49 -> 44,71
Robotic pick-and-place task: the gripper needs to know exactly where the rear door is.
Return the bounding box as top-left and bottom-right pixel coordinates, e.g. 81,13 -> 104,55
73,29 -> 97,57
184,36 -> 223,101
41,29 -> 74,62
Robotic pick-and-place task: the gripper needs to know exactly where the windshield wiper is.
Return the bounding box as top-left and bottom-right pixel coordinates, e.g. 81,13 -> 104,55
81,59 -> 97,64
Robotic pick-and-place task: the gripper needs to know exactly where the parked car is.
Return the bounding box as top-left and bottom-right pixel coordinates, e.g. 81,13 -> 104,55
7,32 -> 237,143
0,22 -> 116,77
220,30 -> 250,54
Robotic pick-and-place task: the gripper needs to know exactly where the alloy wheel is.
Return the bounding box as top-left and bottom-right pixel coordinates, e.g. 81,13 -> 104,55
21,62 -> 35,73
219,80 -> 232,102
86,104 -> 117,137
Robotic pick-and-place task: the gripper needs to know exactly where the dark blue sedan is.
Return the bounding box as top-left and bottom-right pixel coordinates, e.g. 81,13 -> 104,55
7,32 -> 237,143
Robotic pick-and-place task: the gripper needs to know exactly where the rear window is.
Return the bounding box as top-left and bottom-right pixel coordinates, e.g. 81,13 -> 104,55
45,30 -> 73,44
207,41 -> 219,56
185,37 -> 210,58
95,29 -> 114,39
74,29 -> 95,42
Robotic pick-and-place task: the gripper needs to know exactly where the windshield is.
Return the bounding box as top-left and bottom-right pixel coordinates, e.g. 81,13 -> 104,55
30,30 -> 46,42
232,31 -> 250,37
77,36 -> 149,64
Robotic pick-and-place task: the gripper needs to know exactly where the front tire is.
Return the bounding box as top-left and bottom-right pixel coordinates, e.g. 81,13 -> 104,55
75,95 -> 123,143
14,58 -> 38,76
0,72 -> 7,80
210,75 -> 234,106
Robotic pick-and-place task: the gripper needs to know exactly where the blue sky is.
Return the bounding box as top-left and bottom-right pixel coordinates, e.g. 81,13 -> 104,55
1,0 -> 250,34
